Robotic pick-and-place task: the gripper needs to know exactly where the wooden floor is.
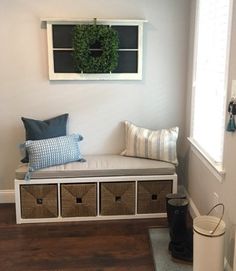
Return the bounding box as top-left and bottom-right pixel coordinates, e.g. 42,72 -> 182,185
0,204 -> 168,271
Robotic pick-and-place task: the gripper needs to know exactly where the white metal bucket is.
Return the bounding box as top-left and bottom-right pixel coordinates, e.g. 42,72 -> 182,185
193,204 -> 226,271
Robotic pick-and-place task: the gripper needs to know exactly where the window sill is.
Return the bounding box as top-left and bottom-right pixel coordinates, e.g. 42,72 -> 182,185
187,137 -> 225,183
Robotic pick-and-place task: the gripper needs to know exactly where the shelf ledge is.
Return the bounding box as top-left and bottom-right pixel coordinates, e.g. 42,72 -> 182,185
41,18 -> 148,24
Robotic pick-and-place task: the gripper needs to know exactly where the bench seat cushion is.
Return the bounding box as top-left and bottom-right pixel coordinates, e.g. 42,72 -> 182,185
15,155 -> 176,180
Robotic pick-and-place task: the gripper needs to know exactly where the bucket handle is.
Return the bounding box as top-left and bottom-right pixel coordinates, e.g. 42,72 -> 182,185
207,203 -> 224,235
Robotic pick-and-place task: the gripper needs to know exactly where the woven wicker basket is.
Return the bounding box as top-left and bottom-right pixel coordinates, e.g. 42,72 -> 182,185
61,183 -> 97,217
20,184 -> 58,219
100,182 -> 135,215
137,180 -> 172,214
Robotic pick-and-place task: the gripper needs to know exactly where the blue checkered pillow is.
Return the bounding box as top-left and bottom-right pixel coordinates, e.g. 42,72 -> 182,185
25,134 -> 84,173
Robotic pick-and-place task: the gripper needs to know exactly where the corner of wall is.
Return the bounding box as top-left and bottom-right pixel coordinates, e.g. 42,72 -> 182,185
179,185 -> 200,218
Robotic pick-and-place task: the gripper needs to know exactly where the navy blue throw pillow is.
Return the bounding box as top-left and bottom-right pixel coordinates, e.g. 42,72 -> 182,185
21,113 -> 69,163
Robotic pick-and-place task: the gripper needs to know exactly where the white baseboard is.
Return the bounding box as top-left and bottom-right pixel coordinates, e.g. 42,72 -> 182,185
225,259 -> 233,271
0,190 -> 15,203
179,185 -> 200,218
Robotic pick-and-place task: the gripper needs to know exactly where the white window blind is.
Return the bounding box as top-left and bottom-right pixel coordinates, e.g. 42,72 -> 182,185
191,0 -> 231,164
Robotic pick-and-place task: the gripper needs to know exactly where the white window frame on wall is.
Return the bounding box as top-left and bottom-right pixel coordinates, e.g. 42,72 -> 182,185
189,0 -> 233,180
42,18 -> 147,81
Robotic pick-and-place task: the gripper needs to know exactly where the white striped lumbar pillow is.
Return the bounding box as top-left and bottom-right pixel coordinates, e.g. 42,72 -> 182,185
121,121 -> 179,165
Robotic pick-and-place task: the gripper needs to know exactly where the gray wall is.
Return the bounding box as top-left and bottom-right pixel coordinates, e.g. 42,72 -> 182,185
0,0 -> 190,190
185,0 -> 236,268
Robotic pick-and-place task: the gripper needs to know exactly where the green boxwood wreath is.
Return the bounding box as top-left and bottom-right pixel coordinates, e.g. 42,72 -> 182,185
72,24 -> 119,73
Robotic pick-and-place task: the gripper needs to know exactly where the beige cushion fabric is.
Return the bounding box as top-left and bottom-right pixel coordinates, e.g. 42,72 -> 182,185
121,121 -> 179,165
15,154 -> 176,180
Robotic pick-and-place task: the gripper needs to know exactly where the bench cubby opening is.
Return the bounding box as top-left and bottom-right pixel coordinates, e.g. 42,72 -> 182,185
61,183 -> 97,217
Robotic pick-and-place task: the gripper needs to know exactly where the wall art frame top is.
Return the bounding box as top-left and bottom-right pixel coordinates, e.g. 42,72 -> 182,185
42,18 -> 147,81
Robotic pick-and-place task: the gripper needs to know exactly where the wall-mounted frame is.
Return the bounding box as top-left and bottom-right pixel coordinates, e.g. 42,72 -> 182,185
42,19 -> 147,80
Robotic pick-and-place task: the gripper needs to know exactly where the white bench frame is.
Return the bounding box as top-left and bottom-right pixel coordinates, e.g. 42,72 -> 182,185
15,174 -> 177,224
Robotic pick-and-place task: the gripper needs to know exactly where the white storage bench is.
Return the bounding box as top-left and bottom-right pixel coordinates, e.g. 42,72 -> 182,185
15,155 -> 177,224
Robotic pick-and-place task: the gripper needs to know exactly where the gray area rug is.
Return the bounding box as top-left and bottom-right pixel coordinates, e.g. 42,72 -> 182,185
149,228 -> 193,271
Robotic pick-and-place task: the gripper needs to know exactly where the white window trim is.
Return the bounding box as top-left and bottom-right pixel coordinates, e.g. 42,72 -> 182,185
42,18 -> 147,81
188,137 -> 225,182
189,0 -> 234,182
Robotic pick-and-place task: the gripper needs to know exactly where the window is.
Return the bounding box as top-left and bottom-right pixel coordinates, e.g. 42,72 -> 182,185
190,0 -> 232,168
44,19 -> 146,80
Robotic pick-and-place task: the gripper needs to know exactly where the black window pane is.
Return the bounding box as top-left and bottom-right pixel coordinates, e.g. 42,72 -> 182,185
53,50 -> 79,73
52,25 -> 75,48
111,26 -> 138,49
113,51 -> 137,73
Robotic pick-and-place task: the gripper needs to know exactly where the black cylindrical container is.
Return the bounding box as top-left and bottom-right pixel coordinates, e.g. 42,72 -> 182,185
166,193 -> 186,225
